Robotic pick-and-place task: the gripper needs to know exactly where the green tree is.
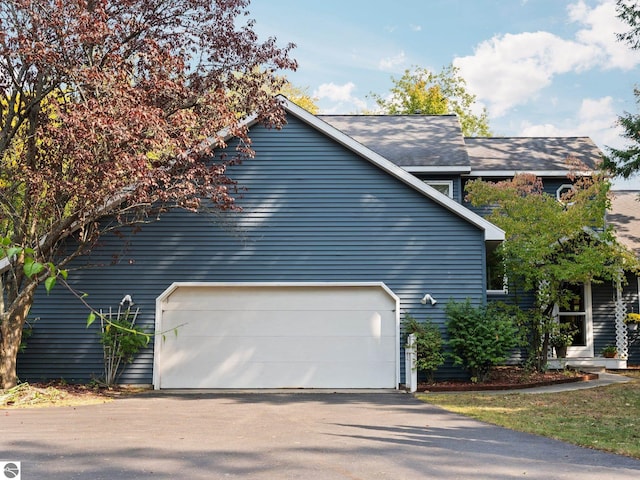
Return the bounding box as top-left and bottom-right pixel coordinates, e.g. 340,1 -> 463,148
279,80 -> 319,114
603,1 -> 640,179
369,65 -> 491,137
0,0 -> 296,389
465,171 -> 638,370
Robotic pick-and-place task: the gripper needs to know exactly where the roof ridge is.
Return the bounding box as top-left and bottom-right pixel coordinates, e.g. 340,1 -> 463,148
465,136 -> 592,140
318,114 -> 459,118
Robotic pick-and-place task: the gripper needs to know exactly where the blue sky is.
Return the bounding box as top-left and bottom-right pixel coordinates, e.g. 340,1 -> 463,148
250,0 -> 640,189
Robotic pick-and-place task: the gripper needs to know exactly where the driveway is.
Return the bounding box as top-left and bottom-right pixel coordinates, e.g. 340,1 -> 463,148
2,391 -> 640,479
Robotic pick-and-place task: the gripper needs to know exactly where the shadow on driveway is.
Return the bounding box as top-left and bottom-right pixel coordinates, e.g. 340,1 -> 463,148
2,392 -> 639,479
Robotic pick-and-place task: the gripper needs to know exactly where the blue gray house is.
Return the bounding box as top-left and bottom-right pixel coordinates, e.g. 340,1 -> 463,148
17,97 -> 639,387
326,112 -> 640,368
18,98 -> 502,388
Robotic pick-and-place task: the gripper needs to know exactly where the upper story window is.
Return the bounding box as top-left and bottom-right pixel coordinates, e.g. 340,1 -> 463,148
425,180 -> 454,199
556,184 -> 575,202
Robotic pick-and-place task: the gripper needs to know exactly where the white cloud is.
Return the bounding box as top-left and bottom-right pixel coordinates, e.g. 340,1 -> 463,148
378,50 -> 407,71
519,96 -> 619,146
314,82 -> 356,102
576,96 -> 618,135
454,0 -> 640,117
518,122 -> 564,137
568,0 -> 640,70
410,24 -> 422,32
313,82 -> 368,113
454,31 -> 598,116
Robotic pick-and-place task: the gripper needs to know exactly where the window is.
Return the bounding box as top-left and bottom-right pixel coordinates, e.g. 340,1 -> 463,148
425,180 -> 453,198
556,184 -> 574,202
559,284 -> 586,345
556,283 -> 593,356
486,246 -> 507,293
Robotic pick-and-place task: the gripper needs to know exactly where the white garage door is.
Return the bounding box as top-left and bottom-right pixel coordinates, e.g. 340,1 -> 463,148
154,283 -> 399,389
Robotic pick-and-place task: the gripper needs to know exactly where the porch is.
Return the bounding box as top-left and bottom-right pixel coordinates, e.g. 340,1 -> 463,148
547,356 -> 627,370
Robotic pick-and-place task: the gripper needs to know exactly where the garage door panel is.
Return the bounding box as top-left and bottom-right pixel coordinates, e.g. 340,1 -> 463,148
162,361 -> 397,389
156,284 -> 398,389
164,286 -> 396,312
162,310 -> 396,337
162,335 -> 396,363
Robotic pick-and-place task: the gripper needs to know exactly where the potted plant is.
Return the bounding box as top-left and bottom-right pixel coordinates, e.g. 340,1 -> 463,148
550,323 -> 575,358
625,313 -> 640,331
601,345 -> 617,358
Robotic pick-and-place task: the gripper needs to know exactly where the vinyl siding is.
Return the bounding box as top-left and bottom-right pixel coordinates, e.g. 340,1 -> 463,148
592,274 -> 639,361
592,281 -> 619,355
19,115 -> 488,384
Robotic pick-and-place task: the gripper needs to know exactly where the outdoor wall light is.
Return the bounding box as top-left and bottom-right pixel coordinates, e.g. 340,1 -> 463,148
120,294 -> 134,306
420,293 -> 437,306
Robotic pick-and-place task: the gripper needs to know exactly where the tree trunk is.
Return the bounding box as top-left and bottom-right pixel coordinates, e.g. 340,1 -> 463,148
0,293 -> 33,389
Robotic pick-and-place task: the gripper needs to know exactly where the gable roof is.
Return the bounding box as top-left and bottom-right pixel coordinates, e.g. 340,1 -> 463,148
274,97 -> 503,241
320,114 -> 470,173
607,191 -> 640,257
464,137 -> 601,177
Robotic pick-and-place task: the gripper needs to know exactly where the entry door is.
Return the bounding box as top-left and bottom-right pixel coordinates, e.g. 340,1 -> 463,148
559,283 -> 593,357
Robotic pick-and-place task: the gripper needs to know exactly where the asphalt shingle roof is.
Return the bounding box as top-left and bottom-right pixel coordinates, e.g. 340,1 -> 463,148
464,137 -> 602,173
320,115 -> 469,169
608,191 -> 640,257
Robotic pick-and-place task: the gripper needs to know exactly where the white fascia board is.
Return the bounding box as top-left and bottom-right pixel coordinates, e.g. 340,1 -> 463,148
466,170 -> 593,178
280,97 -> 504,242
404,166 -> 471,174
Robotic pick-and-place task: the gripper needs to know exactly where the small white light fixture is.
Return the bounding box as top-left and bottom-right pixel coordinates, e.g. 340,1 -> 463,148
120,294 -> 134,306
420,293 -> 437,306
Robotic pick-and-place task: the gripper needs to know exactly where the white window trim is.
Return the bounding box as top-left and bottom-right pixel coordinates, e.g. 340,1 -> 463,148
424,180 -> 454,199
486,247 -> 508,295
556,184 -> 575,202
487,286 -> 508,296
556,283 -> 593,357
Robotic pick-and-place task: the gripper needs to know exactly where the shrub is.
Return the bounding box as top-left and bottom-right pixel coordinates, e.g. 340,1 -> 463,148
445,299 -> 520,383
99,304 -> 149,386
404,313 -> 445,382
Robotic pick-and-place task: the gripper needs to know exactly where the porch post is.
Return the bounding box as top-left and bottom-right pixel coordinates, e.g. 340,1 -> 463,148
614,274 -> 629,360
405,334 -> 417,393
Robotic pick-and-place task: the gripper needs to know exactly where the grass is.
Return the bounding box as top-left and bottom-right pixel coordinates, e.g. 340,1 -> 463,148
418,371 -> 640,459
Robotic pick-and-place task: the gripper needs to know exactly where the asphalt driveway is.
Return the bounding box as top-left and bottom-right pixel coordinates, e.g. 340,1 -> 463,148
2,391 -> 640,479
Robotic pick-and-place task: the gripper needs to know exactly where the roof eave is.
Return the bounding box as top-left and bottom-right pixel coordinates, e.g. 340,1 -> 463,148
404,166 -> 471,174
465,170 -> 593,178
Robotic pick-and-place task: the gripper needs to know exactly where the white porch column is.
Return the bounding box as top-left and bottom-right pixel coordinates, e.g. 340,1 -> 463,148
405,334 -> 417,393
614,275 -> 629,360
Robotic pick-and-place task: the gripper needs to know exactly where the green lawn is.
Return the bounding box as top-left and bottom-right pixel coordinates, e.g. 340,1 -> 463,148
418,372 -> 640,459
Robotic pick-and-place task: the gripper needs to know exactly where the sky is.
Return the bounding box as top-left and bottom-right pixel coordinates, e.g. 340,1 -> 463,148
249,0 -> 640,190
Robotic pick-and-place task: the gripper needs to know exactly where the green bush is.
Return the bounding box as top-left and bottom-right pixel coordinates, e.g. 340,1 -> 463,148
404,313 -> 445,382
99,306 -> 149,386
445,299 -> 520,383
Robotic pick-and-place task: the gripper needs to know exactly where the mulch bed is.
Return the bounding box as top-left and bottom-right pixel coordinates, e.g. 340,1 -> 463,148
416,366 -> 598,392
1,381 -> 140,408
